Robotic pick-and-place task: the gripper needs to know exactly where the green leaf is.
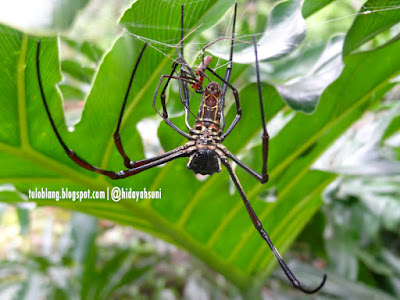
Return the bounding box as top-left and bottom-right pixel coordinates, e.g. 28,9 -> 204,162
71,213 -> 98,264
315,101 -> 400,175
58,84 -> 85,101
61,59 -> 95,83
383,114 -> 400,141
356,249 -> 393,277
16,207 -> 29,235
302,0 -> 335,18
296,210 -> 327,259
61,38 -> 104,63
95,249 -> 159,299
51,0 -> 91,31
15,273 -> 47,300
272,35 -> 344,113
343,0 -> 400,55
0,185 -> 27,203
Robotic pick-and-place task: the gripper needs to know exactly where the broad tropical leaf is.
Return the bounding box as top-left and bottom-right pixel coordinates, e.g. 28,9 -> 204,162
1,0 -> 399,294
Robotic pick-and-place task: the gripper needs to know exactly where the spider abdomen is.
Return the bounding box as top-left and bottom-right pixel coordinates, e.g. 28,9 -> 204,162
187,147 -> 221,175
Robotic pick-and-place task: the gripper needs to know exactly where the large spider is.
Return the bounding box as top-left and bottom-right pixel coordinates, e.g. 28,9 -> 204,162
36,3 -> 326,294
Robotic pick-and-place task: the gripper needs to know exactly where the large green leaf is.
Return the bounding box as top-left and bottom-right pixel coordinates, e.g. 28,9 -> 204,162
1,0 -> 400,295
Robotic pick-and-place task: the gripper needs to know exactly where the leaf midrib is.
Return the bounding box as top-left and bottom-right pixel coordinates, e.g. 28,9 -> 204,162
17,35 -> 29,149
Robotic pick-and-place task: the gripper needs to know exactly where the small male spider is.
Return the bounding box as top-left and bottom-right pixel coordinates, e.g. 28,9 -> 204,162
36,3 -> 326,294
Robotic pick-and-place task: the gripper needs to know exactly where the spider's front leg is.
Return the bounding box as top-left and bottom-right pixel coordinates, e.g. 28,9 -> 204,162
112,44 -> 191,168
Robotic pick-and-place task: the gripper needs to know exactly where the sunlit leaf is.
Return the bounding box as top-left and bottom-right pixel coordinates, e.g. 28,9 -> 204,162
210,0 -> 306,63
0,0 -> 90,32
273,35 -> 344,113
302,0 -> 335,17
51,0 -> 91,31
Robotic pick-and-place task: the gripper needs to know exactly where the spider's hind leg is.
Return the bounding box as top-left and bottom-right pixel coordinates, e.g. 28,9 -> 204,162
221,158 -> 327,294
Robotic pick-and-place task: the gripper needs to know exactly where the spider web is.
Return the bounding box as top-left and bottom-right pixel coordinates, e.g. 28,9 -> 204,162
0,0 -> 399,154
1,0 -> 399,67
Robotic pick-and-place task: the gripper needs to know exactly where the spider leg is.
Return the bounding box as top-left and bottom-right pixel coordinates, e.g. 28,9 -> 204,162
222,150 -> 268,183
113,43 -> 148,168
119,145 -> 191,169
176,72 -> 199,124
179,5 -> 192,131
37,41 -> 192,179
152,66 -> 194,140
220,1 -> 237,131
36,41 -> 119,179
176,4 -> 200,128
119,143 -> 195,178
221,158 -> 327,294
173,8 -> 198,81
220,35 -> 270,183
200,5 -> 250,70
252,35 -> 269,180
